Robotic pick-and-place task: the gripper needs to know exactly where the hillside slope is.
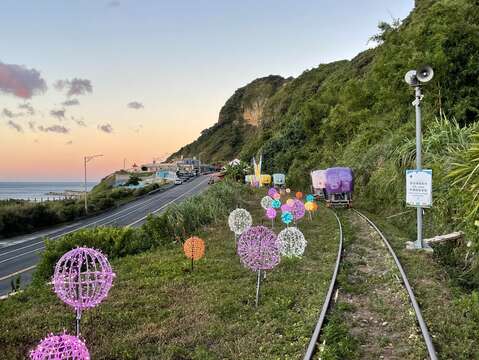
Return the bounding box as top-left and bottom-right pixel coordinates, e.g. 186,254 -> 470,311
172,0 -> 479,286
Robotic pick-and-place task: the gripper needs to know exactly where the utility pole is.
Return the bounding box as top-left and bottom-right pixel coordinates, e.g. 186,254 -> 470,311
404,65 -> 434,249
413,85 -> 423,249
84,154 -> 103,214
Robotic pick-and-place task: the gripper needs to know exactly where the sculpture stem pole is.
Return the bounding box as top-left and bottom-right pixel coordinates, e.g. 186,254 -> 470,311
309,211 -> 312,221
76,309 -> 81,337
191,257 -> 194,272
255,270 -> 261,307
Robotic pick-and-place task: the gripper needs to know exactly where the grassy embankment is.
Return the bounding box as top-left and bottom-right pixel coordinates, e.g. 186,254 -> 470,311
0,183 -> 340,359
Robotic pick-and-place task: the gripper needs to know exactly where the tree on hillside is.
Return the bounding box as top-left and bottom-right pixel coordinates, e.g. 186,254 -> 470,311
224,161 -> 250,182
125,175 -> 141,186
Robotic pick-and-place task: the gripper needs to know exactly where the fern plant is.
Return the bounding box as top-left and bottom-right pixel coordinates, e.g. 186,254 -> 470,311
449,132 -> 479,218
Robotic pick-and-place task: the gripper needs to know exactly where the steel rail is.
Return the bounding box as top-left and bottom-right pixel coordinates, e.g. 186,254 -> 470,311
353,209 -> 438,360
303,210 -> 343,360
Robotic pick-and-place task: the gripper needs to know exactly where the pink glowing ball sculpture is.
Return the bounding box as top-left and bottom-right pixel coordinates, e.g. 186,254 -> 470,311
265,208 -> 277,220
30,333 -> 90,360
53,247 -> 115,311
292,199 -> 306,220
237,226 -> 280,271
281,204 -> 292,213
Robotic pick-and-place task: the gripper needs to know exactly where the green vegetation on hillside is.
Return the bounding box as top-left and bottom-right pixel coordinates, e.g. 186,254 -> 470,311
172,0 -> 479,288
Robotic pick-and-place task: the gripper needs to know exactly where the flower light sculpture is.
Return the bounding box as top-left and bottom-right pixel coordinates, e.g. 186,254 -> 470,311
267,188 -> 278,197
286,198 -> 295,206
53,247 -> 115,336
305,201 -> 315,220
260,196 -> 274,210
281,204 -> 292,213
30,333 -> 90,360
237,225 -> 280,306
271,199 -> 281,209
281,211 -> 294,225
278,227 -> 307,257
228,208 -> 253,236
265,207 -> 277,229
295,191 -> 303,200
273,192 -> 281,200
291,199 -> 306,221
305,194 -> 315,202
286,188 -> 291,194
183,236 -> 205,271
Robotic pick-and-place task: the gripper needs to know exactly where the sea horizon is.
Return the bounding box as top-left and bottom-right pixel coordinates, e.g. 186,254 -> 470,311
0,181 -> 98,201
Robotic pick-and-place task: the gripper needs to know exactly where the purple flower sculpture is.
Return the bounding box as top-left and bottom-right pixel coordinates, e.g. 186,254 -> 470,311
53,247 -> 116,311
292,199 -> 306,220
30,333 -> 90,360
281,204 -> 292,213
267,187 -> 278,197
237,226 -> 280,271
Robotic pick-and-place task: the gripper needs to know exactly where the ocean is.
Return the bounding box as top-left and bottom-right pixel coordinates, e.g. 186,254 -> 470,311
0,182 -> 97,201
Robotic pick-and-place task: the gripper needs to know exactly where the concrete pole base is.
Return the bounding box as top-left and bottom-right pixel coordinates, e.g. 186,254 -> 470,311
405,241 -> 434,253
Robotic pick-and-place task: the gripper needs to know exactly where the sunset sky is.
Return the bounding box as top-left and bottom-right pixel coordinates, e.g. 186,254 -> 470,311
0,0 -> 414,181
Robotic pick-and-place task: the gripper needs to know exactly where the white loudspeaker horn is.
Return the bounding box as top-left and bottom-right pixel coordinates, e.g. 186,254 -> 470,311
404,70 -> 418,86
416,65 -> 434,83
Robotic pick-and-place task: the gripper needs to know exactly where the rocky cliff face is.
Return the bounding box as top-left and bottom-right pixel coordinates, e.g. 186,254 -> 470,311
168,75 -> 288,163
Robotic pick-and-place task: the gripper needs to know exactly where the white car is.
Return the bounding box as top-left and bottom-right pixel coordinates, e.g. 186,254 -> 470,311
174,178 -> 183,185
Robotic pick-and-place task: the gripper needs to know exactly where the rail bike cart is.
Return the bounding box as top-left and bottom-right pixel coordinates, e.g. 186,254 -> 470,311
324,167 -> 354,207
272,173 -> 286,188
310,170 -> 327,200
260,174 -> 272,187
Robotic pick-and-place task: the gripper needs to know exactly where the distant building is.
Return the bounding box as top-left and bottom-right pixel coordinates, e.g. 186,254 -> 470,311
129,163 -> 141,173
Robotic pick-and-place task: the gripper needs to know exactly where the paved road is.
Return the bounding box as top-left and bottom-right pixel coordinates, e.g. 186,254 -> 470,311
0,176 -> 209,296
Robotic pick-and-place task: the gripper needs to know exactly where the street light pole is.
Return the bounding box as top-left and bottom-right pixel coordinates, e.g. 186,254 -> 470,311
84,154 -> 103,214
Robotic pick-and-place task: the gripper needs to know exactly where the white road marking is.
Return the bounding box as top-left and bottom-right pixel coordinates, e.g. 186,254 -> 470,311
0,265 -> 37,281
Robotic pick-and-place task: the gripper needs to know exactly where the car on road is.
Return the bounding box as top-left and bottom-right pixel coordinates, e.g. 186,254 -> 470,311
174,178 -> 183,185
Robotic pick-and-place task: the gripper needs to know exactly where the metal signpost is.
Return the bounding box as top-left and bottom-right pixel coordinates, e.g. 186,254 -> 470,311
404,65 -> 434,249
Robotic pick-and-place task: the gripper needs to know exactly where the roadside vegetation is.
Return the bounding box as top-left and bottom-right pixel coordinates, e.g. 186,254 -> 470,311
0,182 -> 341,359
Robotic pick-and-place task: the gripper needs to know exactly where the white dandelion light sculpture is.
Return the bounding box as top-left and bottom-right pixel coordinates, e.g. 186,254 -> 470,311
260,195 -> 274,210
278,227 -> 307,257
228,208 -> 253,236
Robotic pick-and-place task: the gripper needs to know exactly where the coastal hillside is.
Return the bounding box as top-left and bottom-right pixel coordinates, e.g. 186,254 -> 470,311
173,0 -> 479,285
168,75 -> 289,163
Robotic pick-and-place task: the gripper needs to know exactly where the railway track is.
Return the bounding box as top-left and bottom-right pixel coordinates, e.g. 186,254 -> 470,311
304,208 -> 437,360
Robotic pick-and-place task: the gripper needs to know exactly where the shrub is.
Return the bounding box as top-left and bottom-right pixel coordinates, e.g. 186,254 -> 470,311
33,181 -> 251,282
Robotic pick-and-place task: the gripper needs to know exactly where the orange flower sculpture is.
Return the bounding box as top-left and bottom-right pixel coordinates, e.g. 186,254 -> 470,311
183,236 -> 205,261
295,191 -> 303,200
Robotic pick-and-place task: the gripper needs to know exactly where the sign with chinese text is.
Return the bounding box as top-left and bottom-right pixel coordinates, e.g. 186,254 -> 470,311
406,169 -> 432,207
